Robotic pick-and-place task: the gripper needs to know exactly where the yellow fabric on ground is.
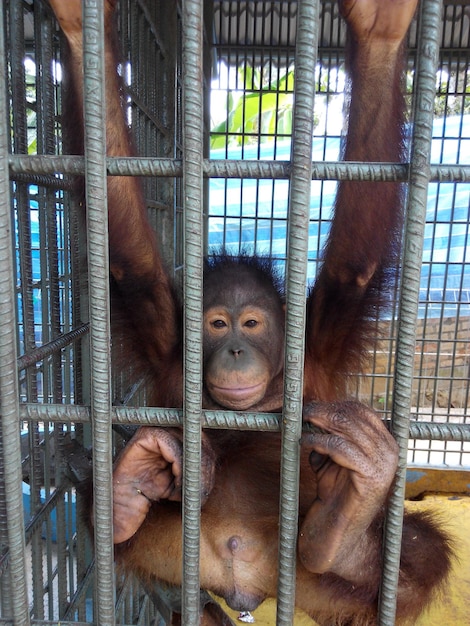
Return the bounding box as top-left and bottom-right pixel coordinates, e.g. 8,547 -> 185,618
217,494 -> 470,625
411,494 -> 469,626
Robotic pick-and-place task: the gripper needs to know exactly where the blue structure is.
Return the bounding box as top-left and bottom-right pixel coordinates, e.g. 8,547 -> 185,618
209,115 -> 470,317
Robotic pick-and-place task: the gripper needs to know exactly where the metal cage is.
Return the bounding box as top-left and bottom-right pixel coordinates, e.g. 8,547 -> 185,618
0,0 -> 469,624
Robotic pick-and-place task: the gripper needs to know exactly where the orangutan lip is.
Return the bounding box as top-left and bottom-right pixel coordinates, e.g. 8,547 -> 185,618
212,383 -> 264,398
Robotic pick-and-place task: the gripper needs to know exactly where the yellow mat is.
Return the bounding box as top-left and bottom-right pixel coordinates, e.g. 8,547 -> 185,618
217,494 -> 470,625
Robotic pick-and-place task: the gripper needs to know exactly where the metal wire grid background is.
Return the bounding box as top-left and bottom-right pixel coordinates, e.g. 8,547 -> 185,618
0,0 -> 469,625
209,0 -> 470,466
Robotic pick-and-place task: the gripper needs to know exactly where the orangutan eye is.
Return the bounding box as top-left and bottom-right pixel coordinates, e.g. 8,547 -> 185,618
244,319 -> 258,328
212,319 -> 227,329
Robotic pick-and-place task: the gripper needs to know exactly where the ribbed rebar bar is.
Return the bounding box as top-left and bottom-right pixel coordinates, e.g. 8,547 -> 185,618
17,403 -> 470,442
378,1 -> 444,623
0,1 -> 29,623
182,0 -> 204,623
276,0 -> 319,624
17,323 -> 89,371
9,153 -> 470,182
81,1 -> 115,624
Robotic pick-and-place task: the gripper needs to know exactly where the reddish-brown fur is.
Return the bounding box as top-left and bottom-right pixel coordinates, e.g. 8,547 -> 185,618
48,0 -> 454,624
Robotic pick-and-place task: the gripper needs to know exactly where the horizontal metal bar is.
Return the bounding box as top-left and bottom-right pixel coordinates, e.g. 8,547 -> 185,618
19,403 -> 470,441
9,155 -> 470,182
9,171 -> 76,190
21,402 -> 281,429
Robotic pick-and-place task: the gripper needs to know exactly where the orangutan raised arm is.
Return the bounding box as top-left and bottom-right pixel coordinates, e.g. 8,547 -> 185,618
51,0 -> 180,374
304,0 -> 418,402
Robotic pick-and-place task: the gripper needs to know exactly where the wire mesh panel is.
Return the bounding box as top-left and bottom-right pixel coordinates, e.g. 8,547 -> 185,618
0,0 -> 469,625
210,0 -> 470,468
1,0 -> 182,623
2,1 -> 88,623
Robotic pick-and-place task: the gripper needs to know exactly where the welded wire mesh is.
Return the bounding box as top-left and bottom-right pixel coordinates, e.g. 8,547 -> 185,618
210,0 -> 470,468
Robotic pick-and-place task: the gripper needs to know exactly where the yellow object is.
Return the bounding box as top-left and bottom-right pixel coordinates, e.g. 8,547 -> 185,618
411,494 -> 470,626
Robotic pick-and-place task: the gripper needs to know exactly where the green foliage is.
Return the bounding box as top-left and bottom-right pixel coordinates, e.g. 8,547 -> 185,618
25,63 -> 37,155
211,63 -> 470,150
211,66 -> 295,149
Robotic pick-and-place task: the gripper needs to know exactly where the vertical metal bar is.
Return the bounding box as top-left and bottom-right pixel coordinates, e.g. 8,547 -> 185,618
36,5 -> 61,617
378,0 -> 443,623
11,0 -> 38,402
276,1 -> 319,624
11,0 -> 46,617
0,3 -> 30,623
81,1 -> 115,624
182,0 -> 204,624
